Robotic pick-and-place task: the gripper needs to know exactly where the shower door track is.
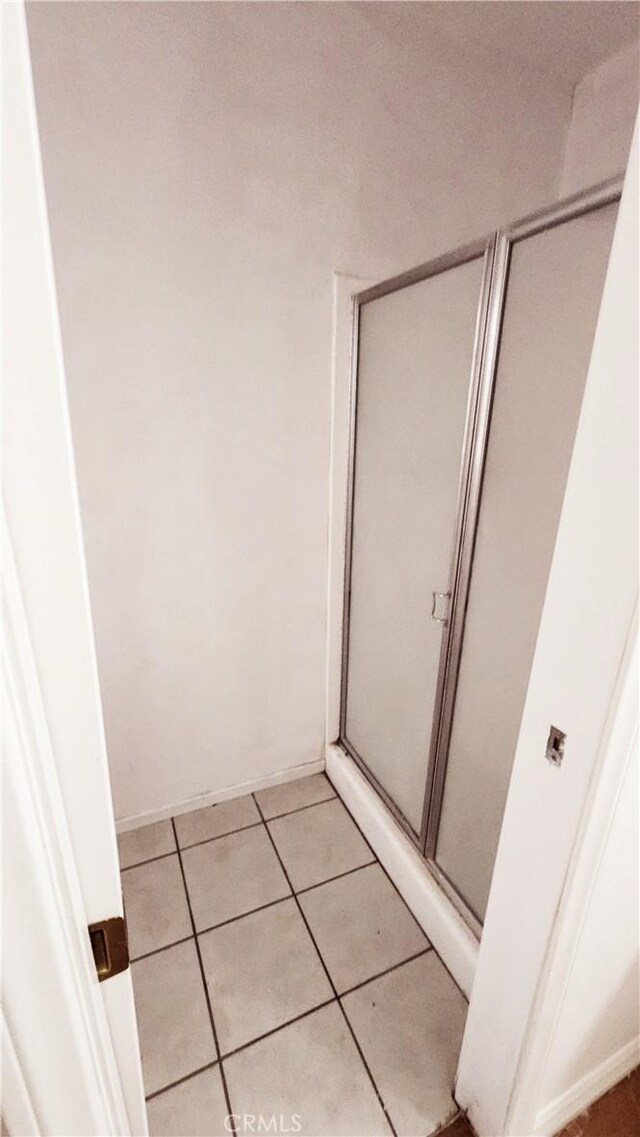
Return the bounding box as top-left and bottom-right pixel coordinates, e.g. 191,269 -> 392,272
337,175 -> 623,937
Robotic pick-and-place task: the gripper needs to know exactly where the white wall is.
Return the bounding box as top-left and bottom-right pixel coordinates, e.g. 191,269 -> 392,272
26,1 -> 572,823
561,40 -> 639,195
456,121 -> 639,1137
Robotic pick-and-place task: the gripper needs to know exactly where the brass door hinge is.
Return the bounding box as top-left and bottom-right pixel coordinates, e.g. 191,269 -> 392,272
88,916 -> 129,982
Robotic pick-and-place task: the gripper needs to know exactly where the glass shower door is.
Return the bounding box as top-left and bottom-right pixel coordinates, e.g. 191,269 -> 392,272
340,246 -> 492,836
433,197 -> 619,922
339,181 -> 620,932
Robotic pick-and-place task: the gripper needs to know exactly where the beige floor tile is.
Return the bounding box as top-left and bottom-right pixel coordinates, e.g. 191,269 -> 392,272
342,953 -> 468,1137
131,940 -> 217,1096
117,820 -> 176,869
223,1002 -> 392,1137
199,898 -> 332,1054
174,795 -> 261,849
299,863 -> 428,992
122,854 -> 192,959
255,773 -> 335,820
182,824 -> 290,931
267,799 -> 373,891
146,1065 -> 229,1136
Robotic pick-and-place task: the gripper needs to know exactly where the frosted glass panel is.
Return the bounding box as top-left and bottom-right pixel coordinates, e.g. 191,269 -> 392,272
436,203 -> 618,919
344,256 -> 485,832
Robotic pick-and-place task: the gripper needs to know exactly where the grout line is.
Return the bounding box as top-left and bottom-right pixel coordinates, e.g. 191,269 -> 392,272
144,1058 -> 220,1103
296,859 -> 377,896
217,948 -> 435,1063
179,944 -> 433,1064
120,821 -> 264,871
129,861 -> 382,967
130,933 -> 194,965
120,848 -> 178,872
177,820 -> 264,854
197,894 -> 293,938
134,789 -> 437,1129
251,794 -> 398,1137
132,860 -> 393,967
220,997 -> 337,1062
120,784 -> 339,872
262,792 -> 337,823
129,778 -> 461,1127
339,946 -> 432,999
171,818 -> 237,1135
131,895 -> 296,968
323,772 -> 469,1003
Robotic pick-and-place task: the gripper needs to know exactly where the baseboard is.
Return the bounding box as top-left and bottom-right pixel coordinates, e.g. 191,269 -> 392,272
115,757 -> 326,833
325,743 -> 478,999
534,1037 -> 640,1136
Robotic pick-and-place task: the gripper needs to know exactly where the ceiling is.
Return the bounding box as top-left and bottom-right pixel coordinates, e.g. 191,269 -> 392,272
355,1 -> 640,87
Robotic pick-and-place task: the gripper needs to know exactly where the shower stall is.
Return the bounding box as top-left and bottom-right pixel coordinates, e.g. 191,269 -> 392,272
337,179 -> 620,935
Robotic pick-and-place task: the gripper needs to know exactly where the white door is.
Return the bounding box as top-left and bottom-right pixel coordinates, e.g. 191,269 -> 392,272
2,4 -> 146,1134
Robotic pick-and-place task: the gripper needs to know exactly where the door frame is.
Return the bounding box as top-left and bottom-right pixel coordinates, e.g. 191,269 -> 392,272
2,517 -> 132,1136
2,3 -> 146,1131
335,174 -> 622,936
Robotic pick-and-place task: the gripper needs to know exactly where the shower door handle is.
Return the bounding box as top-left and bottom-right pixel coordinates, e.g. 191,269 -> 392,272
431,591 -> 451,625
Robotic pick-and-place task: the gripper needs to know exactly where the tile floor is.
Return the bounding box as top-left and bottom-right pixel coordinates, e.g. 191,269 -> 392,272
119,773 -> 468,1137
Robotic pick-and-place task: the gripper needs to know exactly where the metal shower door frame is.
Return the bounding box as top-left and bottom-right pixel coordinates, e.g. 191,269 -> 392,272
338,234 -> 500,850
421,175 -> 623,933
338,173 -> 622,937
